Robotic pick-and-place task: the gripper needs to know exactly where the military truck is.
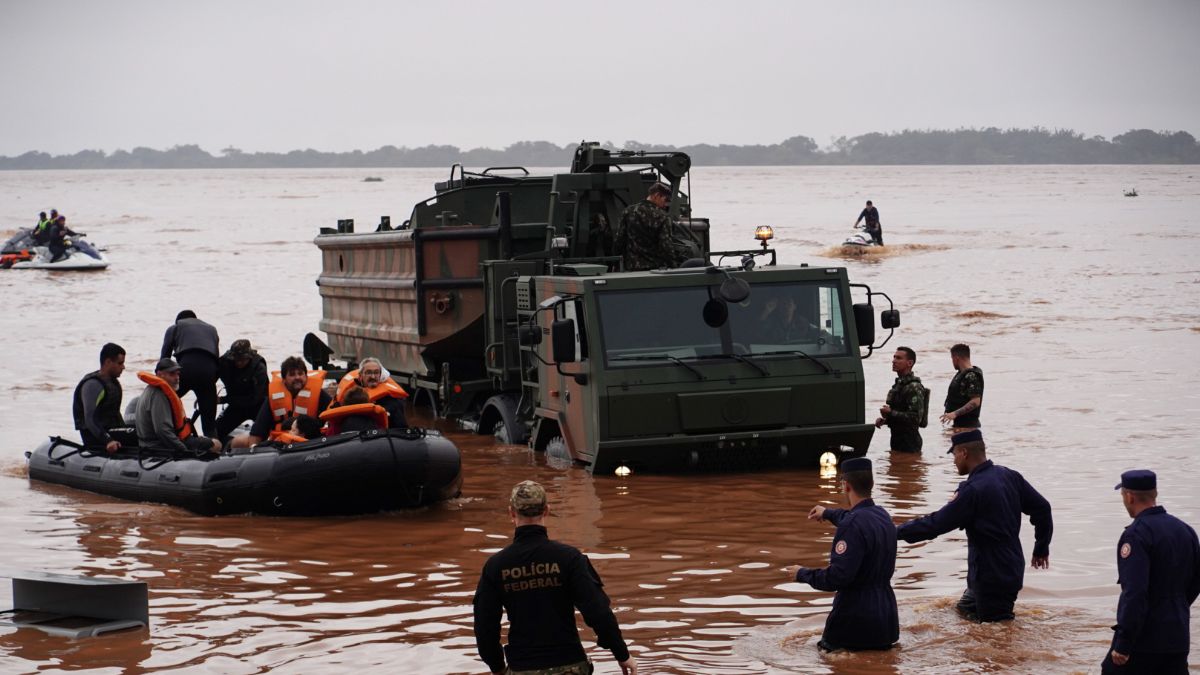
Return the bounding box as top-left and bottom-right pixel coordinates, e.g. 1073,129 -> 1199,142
307,142 -> 900,474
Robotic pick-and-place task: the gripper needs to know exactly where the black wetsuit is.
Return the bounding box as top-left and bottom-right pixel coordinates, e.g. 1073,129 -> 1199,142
72,371 -> 134,447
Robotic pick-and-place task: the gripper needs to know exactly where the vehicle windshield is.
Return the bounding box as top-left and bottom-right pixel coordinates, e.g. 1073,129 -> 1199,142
597,281 -> 848,365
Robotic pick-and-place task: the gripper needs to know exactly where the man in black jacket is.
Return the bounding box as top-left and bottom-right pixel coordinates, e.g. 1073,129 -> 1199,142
161,309 -> 220,436
215,339 -> 268,439
474,481 -> 637,675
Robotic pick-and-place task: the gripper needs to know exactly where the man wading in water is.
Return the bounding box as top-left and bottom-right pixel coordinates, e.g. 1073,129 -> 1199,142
474,481 -> 636,675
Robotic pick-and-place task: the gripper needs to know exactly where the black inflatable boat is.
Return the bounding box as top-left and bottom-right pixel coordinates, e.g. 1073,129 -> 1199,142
26,428 -> 463,516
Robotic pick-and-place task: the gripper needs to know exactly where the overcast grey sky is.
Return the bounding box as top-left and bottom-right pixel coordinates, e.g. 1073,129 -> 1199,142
2,0 -> 1197,155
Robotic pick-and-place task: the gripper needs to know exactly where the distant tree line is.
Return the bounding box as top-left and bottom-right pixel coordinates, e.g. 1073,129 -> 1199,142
2,128 -> 1197,169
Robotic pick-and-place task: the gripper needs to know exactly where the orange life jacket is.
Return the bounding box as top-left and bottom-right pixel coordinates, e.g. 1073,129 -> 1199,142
266,430 -> 311,444
267,370 -> 327,427
319,403 -> 389,435
335,369 -> 408,404
137,371 -> 193,440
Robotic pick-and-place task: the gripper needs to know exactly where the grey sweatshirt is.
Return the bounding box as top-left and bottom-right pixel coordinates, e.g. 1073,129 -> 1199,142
135,386 -> 187,453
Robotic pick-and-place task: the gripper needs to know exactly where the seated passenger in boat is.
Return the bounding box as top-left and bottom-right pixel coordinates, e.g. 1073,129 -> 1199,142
231,356 -> 331,449
322,386 -> 389,434
332,357 -> 407,428
72,342 -> 137,452
265,414 -> 324,445
134,358 -> 222,455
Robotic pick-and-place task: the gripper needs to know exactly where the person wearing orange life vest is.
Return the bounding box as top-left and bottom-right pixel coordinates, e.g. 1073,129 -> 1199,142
134,358 -> 222,455
268,414 -> 324,445
334,357 -> 408,428
324,386 -> 388,434
231,355 -> 331,449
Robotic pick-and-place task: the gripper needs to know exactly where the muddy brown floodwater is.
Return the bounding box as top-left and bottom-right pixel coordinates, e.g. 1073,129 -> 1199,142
1,165 -> 1198,673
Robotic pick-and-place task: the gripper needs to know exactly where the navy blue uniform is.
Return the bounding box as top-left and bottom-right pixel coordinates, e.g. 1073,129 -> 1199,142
1101,506 -> 1200,674
796,499 -> 899,649
474,525 -> 630,673
897,460 -> 1052,620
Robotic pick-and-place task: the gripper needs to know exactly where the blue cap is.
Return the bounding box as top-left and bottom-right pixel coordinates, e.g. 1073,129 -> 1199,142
840,457 -> 872,473
946,428 -> 983,454
1115,469 -> 1156,491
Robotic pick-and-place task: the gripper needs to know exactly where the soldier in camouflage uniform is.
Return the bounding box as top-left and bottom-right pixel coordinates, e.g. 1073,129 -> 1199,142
941,343 -> 984,429
875,346 -> 925,453
613,183 -> 682,271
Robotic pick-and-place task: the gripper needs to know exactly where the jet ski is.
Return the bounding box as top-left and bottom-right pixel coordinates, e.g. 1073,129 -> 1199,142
2,228 -> 36,254
842,225 -> 881,248
3,229 -> 110,270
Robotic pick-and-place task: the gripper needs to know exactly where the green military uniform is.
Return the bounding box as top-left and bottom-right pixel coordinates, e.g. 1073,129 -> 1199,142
944,366 -> 984,428
885,373 -> 924,452
614,199 -> 680,271
510,661 -> 591,675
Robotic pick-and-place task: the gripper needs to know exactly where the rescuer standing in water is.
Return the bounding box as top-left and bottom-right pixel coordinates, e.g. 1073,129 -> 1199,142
897,429 -> 1053,622
473,480 -> 636,675
1102,470 -> 1200,674
784,457 -> 899,652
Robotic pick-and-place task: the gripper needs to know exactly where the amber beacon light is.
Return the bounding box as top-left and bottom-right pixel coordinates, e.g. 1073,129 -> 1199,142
754,225 -> 774,250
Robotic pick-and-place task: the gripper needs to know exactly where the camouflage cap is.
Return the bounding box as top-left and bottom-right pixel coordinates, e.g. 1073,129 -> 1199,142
229,339 -> 254,359
510,480 -> 547,516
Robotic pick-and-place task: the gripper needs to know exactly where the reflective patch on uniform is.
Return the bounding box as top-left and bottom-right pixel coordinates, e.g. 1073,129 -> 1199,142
834,540 -> 847,555
298,390 -> 312,399
273,407 -> 287,417
271,392 -> 285,400
1120,542 -> 1131,559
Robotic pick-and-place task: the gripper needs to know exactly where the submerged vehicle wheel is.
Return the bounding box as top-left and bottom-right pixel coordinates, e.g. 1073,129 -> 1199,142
493,420 -> 513,444
545,436 -> 570,462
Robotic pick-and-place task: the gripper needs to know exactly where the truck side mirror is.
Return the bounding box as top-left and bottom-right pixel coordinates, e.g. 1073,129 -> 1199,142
881,309 -> 900,329
702,298 -> 728,328
551,319 -> 577,363
518,324 -> 542,346
853,303 -> 875,347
